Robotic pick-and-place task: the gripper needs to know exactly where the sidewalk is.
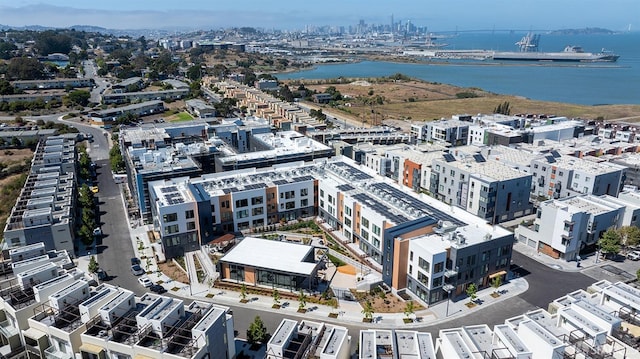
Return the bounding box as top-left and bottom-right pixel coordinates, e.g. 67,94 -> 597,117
513,240 -> 602,272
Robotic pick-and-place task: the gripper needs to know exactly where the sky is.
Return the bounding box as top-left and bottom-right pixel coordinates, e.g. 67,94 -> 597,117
0,0 -> 637,32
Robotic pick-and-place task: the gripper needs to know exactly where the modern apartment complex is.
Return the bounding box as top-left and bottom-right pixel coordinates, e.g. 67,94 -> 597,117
0,244 -> 236,359
359,329 -> 435,359
148,157 -> 514,304
2,137 -> 76,254
267,319 -> 350,359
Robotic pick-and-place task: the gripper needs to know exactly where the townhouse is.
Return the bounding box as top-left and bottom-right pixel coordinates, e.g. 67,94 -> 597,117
268,319 -> 350,359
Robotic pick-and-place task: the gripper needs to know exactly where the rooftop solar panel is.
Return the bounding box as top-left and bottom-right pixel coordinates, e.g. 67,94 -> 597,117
336,184 -> 355,191
273,179 -> 289,185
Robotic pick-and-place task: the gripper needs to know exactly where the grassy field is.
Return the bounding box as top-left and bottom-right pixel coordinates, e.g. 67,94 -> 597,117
163,111 -> 194,122
0,149 -> 34,237
295,79 -> 640,125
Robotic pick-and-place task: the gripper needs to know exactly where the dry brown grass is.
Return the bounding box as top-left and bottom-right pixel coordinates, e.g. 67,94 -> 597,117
0,149 -> 33,237
158,261 -> 189,284
353,290 -> 425,313
296,80 -> 640,125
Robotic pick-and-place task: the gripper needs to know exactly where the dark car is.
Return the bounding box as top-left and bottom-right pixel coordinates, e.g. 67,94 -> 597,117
131,258 -> 141,266
96,268 -> 109,281
150,285 -> 167,294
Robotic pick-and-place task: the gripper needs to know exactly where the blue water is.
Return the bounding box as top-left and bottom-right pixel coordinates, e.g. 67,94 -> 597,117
278,32 -> 640,105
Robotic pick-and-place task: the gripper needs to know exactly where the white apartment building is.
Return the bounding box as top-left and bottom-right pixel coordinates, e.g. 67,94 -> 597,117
359,329 -> 435,359
515,195 -> 626,261
267,319 -> 350,359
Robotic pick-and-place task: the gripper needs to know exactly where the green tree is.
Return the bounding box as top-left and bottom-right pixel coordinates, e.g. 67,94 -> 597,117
109,144 -> 125,173
189,80 -> 202,98
0,40 -> 17,60
35,31 -> 72,55
598,228 -> 622,259
240,283 -> 248,301
64,90 -> 91,107
361,300 -> 374,321
187,65 -> 203,81
466,283 -> 478,303
494,101 -> 511,115
246,316 -> 268,345
272,289 -> 281,306
491,275 -> 502,294
298,289 -> 307,311
618,226 -> 640,249
88,255 -> 99,274
0,79 -> 17,95
6,57 -> 45,80
404,301 -> 415,320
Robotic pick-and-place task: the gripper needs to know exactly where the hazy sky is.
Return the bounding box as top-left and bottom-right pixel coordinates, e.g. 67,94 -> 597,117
0,0 -> 637,31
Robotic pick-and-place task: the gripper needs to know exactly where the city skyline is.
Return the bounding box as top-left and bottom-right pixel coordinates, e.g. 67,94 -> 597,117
0,0 -> 637,32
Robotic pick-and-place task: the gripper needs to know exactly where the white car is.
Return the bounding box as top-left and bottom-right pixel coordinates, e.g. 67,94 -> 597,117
627,251 -> 640,261
131,265 -> 145,276
138,277 -> 153,288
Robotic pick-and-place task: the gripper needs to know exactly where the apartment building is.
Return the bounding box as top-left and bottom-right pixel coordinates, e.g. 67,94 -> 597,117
0,93 -> 63,104
3,137 -> 76,254
185,99 -> 216,118
359,329 -> 435,359
102,89 -> 188,105
11,78 -> 94,91
267,319 -> 350,359
430,155 -> 533,224
530,154 -> 626,199
423,119 -> 470,146
515,195 -> 626,261
89,100 -> 165,124
397,218 -> 514,304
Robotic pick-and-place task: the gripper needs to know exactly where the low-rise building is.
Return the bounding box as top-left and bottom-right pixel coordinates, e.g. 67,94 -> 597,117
89,100 -> 165,124
359,329 -> 435,359
2,137 -> 76,254
267,319 -> 350,359
515,195 -> 626,261
185,99 -> 216,118
11,78 -> 94,91
102,88 -> 188,104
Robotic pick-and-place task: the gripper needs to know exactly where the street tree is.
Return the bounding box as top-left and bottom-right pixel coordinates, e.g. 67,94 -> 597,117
88,256 -> 99,274
466,283 -> 478,304
404,301 -> 415,320
298,289 -> 307,311
240,283 -> 248,301
598,229 -> 622,259
361,300 -> 374,321
491,275 -> 502,294
246,316 -> 268,345
618,226 -> 640,249
272,289 -> 281,306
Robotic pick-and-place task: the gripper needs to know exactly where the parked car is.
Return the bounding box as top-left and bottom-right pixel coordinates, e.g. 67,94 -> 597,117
627,251 -> 640,261
150,284 -> 167,294
131,257 -> 141,266
96,268 -> 109,281
138,277 -> 153,288
131,264 -> 145,276
93,227 -> 102,237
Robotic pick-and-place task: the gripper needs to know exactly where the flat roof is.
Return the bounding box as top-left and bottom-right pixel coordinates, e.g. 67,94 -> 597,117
221,237 -> 318,275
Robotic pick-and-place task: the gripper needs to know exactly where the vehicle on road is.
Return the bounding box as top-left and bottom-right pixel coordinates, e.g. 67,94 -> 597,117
627,251 -> 640,261
150,284 -> 167,294
131,257 -> 141,265
96,268 -> 109,281
138,277 -> 153,287
131,264 -> 145,276
90,186 -> 99,194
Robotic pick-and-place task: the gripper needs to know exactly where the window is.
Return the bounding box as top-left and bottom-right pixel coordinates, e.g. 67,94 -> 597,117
450,170 -> 455,176
372,224 -> 381,236
210,204 -> 215,212
320,199 -> 325,207
252,219 -> 264,227
432,276 -> 443,288
320,189 -> 325,198
434,262 -> 444,273
238,222 -> 250,230
251,196 -> 264,205
185,210 -> 194,219
410,251 -> 414,261
221,200 -> 230,208
418,272 -> 429,286
301,199 -> 309,207
575,174 -> 580,179
236,209 -> 249,219
361,217 -> 370,228
327,194 -> 333,203
344,218 -> 352,227
164,224 -> 179,234
252,207 -> 264,216
409,265 -> 413,275
360,229 -> 369,240
163,213 -> 177,222
285,201 -> 295,209
467,255 -> 476,266
345,206 -> 352,216
559,171 -> 564,176
300,188 -> 308,196
187,222 -> 196,230
418,257 -> 430,272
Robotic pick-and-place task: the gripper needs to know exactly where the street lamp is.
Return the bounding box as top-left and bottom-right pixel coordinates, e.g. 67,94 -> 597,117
443,284 -> 455,317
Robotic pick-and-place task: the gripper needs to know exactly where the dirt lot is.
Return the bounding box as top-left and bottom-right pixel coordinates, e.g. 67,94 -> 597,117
158,261 -> 189,284
0,149 -> 34,236
297,80 -> 640,125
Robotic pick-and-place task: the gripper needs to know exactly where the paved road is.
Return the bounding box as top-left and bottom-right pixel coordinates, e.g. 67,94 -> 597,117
82,60 -> 110,104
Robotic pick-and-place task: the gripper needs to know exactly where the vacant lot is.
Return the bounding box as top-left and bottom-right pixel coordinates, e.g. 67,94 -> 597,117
0,149 -> 34,237
297,80 -> 640,125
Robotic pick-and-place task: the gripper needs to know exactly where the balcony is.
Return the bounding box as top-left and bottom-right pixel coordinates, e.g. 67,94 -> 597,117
44,345 -> 73,359
444,268 -> 458,278
0,319 -> 19,338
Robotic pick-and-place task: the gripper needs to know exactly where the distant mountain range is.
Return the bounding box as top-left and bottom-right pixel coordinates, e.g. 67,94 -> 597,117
548,27 -> 617,35
0,24 -> 195,37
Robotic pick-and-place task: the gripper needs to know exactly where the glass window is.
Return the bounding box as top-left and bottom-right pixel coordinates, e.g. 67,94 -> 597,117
361,217 -> 370,228
300,188 -> 308,196
419,257 -> 430,272
186,222 -> 196,230
251,196 -> 264,205
185,210 -> 194,219
434,262 -> 444,273
235,199 -> 248,208
162,213 -> 177,222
